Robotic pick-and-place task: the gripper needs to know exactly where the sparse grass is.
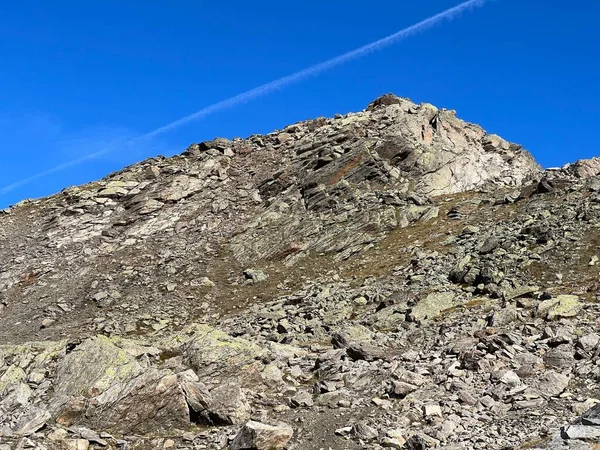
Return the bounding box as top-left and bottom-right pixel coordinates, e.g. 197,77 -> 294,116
524,228 -> 600,301
517,437 -> 550,449
340,190 -> 516,281
438,298 -> 492,318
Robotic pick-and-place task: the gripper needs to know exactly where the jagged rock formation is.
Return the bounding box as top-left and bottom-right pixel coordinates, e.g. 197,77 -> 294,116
0,94 -> 599,450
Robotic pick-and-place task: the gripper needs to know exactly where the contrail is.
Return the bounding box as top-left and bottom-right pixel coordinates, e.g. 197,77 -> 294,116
1,0 -> 489,197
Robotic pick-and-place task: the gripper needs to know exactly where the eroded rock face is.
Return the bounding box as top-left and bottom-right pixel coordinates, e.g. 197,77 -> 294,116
83,368 -> 190,434
175,324 -> 265,381
2,94 -> 600,450
54,336 -> 146,398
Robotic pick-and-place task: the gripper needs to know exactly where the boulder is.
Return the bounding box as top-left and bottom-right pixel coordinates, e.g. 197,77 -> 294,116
83,369 -> 190,434
537,295 -> 582,320
229,421 -> 294,450
410,292 -> 458,321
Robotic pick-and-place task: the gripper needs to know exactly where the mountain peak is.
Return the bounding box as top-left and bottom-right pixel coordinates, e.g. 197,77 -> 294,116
1,95 -> 599,450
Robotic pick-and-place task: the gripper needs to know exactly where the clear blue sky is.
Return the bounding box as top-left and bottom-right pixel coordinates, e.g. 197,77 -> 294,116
1,0 -> 598,208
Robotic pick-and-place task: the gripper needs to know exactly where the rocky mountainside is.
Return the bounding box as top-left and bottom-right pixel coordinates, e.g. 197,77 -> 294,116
1,94 -> 600,450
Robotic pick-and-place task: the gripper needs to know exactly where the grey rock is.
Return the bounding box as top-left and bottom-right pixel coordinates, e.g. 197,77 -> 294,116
543,346 -> 575,369
290,390 -> 314,408
410,292 -> 457,321
538,371 -> 570,398
578,334 -> 599,351
53,336 -> 144,399
352,422 -> 378,440
390,381 -> 419,398
1,93 -> 599,450
331,325 -> 387,361
537,295 -> 582,320
83,368 -> 190,434
561,425 -> 600,440
209,383 -> 251,425
229,421 -> 293,450
243,269 -> 268,283
13,407 -> 51,436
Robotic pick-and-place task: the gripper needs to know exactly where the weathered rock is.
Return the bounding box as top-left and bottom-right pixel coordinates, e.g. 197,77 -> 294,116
352,422 -> 378,440
243,269 -> 268,283
290,390 -> 314,408
13,407 -> 51,436
331,325 -> 387,361
176,324 -> 264,380
423,403 -> 443,418
229,421 -> 293,450
537,371 -> 570,397
537,295 -> 582,320
410,292 -> 457,321
390,381 -> 419,398
561,425 -> 600,440
63,439 -> 90,450
82,369 -> 190,434
0,366 -> 26,395
208,383 -> 251,425
54,336 -> 144,399
543,346 -> 575,369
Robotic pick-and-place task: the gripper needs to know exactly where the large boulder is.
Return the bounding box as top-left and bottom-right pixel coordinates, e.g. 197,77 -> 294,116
53,336 -> 147,399
82,368 -> 190,434
169,324 -> 265,381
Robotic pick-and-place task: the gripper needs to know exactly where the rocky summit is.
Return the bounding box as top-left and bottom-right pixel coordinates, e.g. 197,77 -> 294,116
1,94 -> 600,450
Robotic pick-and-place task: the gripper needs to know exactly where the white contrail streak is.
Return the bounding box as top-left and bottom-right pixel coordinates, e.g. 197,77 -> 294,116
1,0 -> 489,197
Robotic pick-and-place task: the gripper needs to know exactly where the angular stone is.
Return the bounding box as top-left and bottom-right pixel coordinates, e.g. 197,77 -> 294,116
197,277 -> 215,287
410,292 -> 457,321
543,346 -> 574,369
537,371 -> 570,397
499,370 -> 521,387
209,383 -> 251,425
382,437 -> 406,449
0,365 -> 27,395
13,407 -> 51,436
243,269 -> 268,283
579,334 -> 600,351
331,325 -> 387,361
83,369 -> 190,434
174,324 -> 264,380
423,403 -> 443,418
390,381 -> 418,398
63,439 -> 90,450
561,425 -> 600,440
457,390 -> 478,406
48,428 -> 69,441
503,285 -> 539,301
0,382 -> 32,411
54,336 -> 144,398
352,422 -> 378,440
229,421 -> 293,450
290,390 -> 314,408
537,295 -> 582,320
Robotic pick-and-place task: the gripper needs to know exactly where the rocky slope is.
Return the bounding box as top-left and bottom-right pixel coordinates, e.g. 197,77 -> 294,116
1,94 -> 600,450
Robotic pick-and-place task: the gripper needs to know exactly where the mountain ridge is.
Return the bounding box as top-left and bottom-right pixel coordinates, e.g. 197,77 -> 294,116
1,94 -> 600,450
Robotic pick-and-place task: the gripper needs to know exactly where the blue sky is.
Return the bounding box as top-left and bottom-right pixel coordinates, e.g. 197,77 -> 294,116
1,0 -> 598,208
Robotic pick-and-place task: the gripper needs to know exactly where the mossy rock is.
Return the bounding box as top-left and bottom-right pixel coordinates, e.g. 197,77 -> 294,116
0,365 -> 27,394
166,324 -> 265,379
55,335 -> 146,397
411,292 -> 458,321
537,295 -> 582,320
